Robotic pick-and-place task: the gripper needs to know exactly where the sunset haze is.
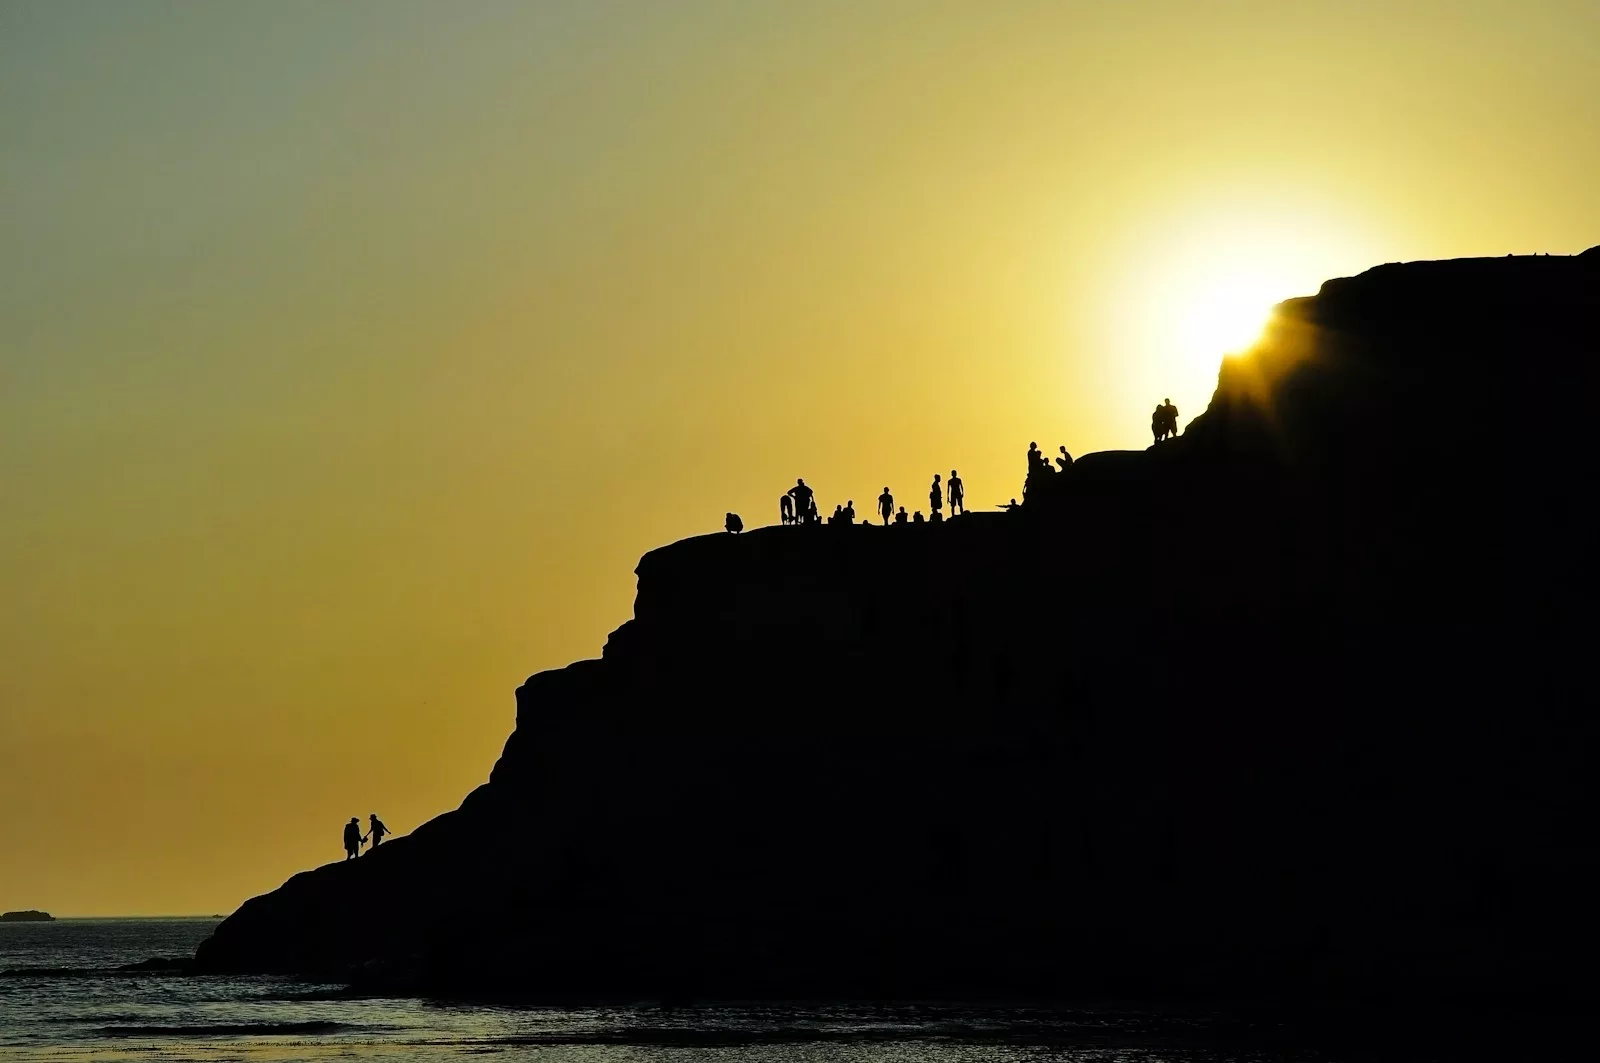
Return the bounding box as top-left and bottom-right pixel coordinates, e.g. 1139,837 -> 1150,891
2,0 -> 1596,914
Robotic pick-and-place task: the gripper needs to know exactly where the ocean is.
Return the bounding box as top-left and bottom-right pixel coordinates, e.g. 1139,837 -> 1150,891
0,917 -> 1347,1062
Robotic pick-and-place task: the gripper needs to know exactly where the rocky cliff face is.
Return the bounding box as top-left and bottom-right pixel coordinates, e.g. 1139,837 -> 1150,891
196,252 -> 1599,1007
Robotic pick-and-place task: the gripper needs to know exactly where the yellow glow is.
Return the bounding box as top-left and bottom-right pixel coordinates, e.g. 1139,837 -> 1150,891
1099,202 -> 1385,438
1,3 -> 1596,916
1174,267 -> 1283,363
1142,210 -> 1360,373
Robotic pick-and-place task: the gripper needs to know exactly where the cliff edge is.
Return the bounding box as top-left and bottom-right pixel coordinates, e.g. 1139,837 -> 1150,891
196,252 -> 1599,1006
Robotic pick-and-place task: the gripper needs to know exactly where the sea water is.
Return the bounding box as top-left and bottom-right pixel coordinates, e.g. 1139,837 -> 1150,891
0,917 -> 1334,1062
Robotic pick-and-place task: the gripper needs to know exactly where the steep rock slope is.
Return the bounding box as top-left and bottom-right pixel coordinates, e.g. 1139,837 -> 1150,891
197,252 -> 1599,1005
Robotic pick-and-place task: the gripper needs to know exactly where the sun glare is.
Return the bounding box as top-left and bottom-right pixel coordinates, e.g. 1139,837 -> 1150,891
1176,270 -> 1283,364
1102,206 -> 1381,444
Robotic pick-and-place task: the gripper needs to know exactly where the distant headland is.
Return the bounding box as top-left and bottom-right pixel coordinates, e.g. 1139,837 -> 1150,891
196,250 -> 1599,1012
1,910 -> 56,922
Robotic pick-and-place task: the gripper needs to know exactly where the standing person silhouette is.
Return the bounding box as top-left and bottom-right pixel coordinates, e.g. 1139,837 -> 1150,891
779,493 -> 794,525
788,479 -> 815,525
1162,398 -> 1179,439
877,487 -> 894,525
947,470 -> 964,515
929,474 -> 943,518
342,817 -> 362,861
368,814 -> 390,851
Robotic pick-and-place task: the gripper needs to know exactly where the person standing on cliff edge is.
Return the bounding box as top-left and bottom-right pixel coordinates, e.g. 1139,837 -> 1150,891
947,470 -> 964,515
877,487 -> 894,525
929,474 -> 943,518
368,814 -> 391,851
343,817 -> 362,860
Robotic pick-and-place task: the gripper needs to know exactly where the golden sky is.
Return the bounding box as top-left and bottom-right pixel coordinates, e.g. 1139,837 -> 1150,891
2,1 -> 1595,915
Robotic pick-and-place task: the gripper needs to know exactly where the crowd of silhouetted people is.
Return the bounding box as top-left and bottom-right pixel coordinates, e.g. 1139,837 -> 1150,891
341,814 -> 391,860
721,401 -> 1177,532
769,470 -> 970,529
1021,441 -> 1074,502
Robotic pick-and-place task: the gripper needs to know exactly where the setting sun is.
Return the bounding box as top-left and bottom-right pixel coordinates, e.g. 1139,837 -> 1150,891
1175,268 -> 1284,363
1139,208 -> 1377,370
1101,206 -> 1381,439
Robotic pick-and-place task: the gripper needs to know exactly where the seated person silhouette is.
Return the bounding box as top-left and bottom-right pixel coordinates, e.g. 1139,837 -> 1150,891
894,506 -> 908,524
725,512 -> 744,534
913,510 -> 925,523
1001,498 -> 1021,511
343,817 -> 363,861
948,470 -> 964,515
878,487 -> 894,525
830,504 -> 843,524
368,814 -> 390,850
1056,446 -> 1073,472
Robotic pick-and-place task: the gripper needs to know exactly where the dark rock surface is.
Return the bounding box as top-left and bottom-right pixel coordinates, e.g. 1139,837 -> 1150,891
196,251 -> 1599,1007
0,911 -> 55,922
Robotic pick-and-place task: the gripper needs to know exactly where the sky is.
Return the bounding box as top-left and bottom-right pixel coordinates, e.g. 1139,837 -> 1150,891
2,0 -> 1595,916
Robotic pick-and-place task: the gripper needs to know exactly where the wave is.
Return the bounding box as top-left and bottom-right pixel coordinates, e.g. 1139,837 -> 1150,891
96,1021 -> 358,1037
2,957 -> 191,978
250,986 -> 369,1002
461,1025 -> 1131,1048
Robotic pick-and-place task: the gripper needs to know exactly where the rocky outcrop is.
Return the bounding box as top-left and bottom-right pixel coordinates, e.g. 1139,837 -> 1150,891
196,252 -> 1600,1007
1,910 -> 55,922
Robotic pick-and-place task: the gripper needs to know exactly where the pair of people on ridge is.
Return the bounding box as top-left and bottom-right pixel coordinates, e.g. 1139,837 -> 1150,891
1152,398 -> 1180,443
342,814 -> 390,860
929,471 -> 964,518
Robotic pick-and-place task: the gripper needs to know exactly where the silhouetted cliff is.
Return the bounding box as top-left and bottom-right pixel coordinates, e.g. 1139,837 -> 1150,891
196,251 -> 1599,1008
